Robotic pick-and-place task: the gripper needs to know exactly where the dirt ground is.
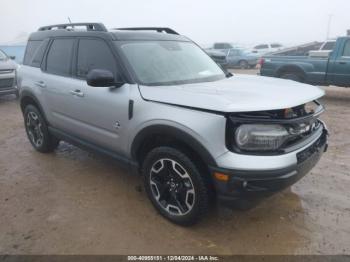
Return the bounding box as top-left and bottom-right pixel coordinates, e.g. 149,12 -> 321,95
0,70 -> 349,255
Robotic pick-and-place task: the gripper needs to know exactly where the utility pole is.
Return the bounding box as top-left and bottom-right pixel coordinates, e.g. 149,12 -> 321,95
326,14 -> 333,40
347,29 -> 350,36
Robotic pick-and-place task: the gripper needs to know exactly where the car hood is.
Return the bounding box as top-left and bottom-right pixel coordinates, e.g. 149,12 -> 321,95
0,59 -> 17,70
139,74 -> 325,113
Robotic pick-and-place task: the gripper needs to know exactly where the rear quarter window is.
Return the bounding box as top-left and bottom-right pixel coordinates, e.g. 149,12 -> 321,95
23,41 -> 42,65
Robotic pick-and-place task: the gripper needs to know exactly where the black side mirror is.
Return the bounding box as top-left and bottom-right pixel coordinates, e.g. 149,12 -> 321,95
86,69 -> 124,88
9,56 -> 16,60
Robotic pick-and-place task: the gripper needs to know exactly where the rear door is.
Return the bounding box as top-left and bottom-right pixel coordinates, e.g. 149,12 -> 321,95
327,39 -> 350,86
39,38 -> 78,130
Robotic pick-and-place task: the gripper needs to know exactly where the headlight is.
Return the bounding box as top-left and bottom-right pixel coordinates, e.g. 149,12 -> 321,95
235,124 -> 289,151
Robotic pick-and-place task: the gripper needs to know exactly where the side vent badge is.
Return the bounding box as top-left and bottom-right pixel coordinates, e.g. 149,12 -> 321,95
113,121 -> 121,130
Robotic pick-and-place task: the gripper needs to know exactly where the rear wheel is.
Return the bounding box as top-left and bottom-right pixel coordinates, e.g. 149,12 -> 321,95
280,72 -> 303,82
142,147 -> 209,226
239,60 -> 249,69
24,105 -> 59,153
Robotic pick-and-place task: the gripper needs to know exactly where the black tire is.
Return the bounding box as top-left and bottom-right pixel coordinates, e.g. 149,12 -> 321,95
142,147 -> 209,226
280,72 -> 303,82
239,60 -> 249,69
24,105 -> 59,153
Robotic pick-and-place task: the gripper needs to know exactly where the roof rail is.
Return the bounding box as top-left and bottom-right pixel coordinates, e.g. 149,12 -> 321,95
115,27 -> 179,35
38,23 -> 108,32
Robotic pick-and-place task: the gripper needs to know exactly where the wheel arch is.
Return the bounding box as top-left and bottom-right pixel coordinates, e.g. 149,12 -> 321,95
20,91 -> 48,122
276,65 -> 307,80
131,125 -> 217,169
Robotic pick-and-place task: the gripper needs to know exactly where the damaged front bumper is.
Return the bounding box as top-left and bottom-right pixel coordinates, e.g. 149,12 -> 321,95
211,106 -> 329,207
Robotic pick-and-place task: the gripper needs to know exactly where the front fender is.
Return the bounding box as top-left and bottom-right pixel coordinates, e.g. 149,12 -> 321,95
129,121 -> 218,167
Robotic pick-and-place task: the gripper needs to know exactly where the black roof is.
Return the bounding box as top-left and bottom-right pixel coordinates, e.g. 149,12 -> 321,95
29,23 -> 190,42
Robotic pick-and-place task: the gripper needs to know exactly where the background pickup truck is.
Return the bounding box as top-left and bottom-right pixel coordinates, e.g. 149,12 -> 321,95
260,37 -> 350,87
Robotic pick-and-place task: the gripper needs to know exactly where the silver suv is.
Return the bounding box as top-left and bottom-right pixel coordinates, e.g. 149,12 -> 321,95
18,23 -> 328,225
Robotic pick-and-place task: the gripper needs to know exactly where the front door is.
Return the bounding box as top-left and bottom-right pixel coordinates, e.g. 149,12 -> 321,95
65,38 -> 130,154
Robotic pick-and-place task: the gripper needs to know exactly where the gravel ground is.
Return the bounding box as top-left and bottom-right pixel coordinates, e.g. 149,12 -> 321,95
0,70 -> 349,255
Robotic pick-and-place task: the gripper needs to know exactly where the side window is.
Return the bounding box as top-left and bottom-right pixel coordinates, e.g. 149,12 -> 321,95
46,38 -> 75,76
23,41 -> 42,65
342,40 -> 350,57
77,39 -> 117,78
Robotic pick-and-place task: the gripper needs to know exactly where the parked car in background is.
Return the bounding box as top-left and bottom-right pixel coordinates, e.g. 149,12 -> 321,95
206,48 -> 259,69
0,45 -> 26,64
252,43 -> 283,55
226,48 -> 259,69
260,37 -> 350,87
205,49 -> 228,68
207,42 -> 241,55
0,49 -> 18,97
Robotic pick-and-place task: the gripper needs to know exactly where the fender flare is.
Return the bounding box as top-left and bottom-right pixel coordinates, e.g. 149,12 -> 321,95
130,124 -> 217,167
20,90 -> 48,122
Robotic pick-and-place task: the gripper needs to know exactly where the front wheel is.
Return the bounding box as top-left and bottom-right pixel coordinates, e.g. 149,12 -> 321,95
24,105 -> 59,153
142,147 -> 209,226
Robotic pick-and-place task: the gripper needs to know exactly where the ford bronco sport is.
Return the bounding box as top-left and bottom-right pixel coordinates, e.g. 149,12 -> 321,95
18,23 -> 328,225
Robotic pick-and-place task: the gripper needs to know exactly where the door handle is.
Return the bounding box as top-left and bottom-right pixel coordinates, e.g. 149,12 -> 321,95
35,81 -> 46,88
70,90 -> 84,97
339,61 -> 347,65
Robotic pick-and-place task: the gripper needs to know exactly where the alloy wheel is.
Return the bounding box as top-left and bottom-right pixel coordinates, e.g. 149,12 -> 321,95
149,158 -> 196,216
26,111 -> 44,148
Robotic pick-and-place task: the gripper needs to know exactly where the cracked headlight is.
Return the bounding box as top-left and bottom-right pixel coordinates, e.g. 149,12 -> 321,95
235,124 -> 289,151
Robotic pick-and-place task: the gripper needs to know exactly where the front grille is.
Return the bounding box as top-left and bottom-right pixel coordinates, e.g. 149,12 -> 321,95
0,78 -> 14,89
0,69 -> 14,74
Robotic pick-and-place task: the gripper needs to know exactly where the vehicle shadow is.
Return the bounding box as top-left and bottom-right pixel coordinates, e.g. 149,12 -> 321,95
191,189 -> 307,254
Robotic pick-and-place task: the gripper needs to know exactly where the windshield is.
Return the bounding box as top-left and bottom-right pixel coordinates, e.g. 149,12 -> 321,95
0,50 -> 7,60
118,41 -> 226,86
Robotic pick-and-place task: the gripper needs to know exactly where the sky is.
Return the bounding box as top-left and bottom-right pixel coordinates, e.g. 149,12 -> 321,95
0,0 -> 349,47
